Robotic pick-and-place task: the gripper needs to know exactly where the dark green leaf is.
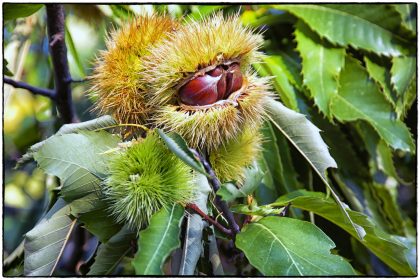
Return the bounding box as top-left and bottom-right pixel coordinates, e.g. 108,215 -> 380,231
88,225 -> 136,275
271,190 -> 415,276
133,204 -> 184,275
24,199 -> 76,276
4,4 -> 43,21
264,100 -> 366,239
236,216 -> 355,276
4,59 -> 14,76
276,4 -> 410,56
330,56 -> 415,153
157,129 -> 207,176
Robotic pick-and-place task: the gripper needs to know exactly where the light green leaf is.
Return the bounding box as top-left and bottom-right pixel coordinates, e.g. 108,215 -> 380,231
393,4 -> 416,34
18,115 -> 117,166
390,56 -> 416,97
65,23 -> 86,77
271,190 -> 415,276
230,204 -> 283,216
178,173 -> 211,275
396,78 -> 416,119
217,164 -> 264,203
88,225 -> 136,275
264,100 -> 366,239
157,129 -> 207,176
24,199 -> 76,276
363,56 -> 396,107
330,56 -> 415,153
4,4 -> 43,21
236,216 -> 355,276
133,204 -> 184,275
255,55 -> 299,111
69,193 -> 122,243
276,4 -> 410,56
33,131 -> 120,201
295,20 -> 345,117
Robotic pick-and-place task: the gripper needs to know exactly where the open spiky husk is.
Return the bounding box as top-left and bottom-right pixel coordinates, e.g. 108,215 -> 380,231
89,14 -> 178,128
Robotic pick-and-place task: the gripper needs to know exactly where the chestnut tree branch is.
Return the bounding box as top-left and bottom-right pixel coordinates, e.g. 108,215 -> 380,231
46,4 -> 78,123
4,77 -> 56,99
191,149 -> 240,237
185,203 -> 233,238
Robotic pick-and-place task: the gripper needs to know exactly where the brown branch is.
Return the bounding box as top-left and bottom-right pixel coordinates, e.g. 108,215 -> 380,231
186,203 -> 233,238
46,4 -> 78,123
4,77 -> 56,99
190,149 -> 240,237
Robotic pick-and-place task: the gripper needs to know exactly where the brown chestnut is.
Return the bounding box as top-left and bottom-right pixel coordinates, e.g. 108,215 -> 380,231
179,74 -> 221,106
178,63 -> 243,106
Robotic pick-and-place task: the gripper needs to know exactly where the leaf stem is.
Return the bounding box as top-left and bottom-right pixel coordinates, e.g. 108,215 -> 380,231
93,123 -> 149,132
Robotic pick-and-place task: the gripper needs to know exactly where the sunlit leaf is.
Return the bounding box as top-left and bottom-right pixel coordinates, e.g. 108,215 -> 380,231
390,56 -> 416,98
24,199 -> 76,276
330,56 -> 415,153
236,216 -> 355,276
295,20 -> 345,117
133,204 -> 184,275
271,190 -> 415,276
276,4 -> 411,56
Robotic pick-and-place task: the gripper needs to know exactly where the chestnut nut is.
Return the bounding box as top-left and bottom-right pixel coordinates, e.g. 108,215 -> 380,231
179,63 -> 243,106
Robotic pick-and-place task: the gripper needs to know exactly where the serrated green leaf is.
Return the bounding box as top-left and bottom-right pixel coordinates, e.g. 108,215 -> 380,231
88,225 -> 136,275
236,216 -> 355,276
178,173 -> 211,275
330,56 -> 415,153
18,115 -> 117,166
271,190 -> 415,276
33,131 -> 120,201
157,129 -> 207,176
133,204 -> 184,275
390,56 -> 416,97
396,78 -> 416,119
295,20 -> 345,117
276,4 -> 410,56
255,55 -> 299,111
393,4 -> 416,34
363,56 -> 396,106
4,4 -> 43,21
264,100 -> 366,239
24,199 -> 76,276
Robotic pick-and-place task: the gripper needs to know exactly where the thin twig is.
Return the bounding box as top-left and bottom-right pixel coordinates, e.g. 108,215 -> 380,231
190,149 -> 240,236
46,4 -> 78,123
186,203 -> 233,238
4,77 -> 56,99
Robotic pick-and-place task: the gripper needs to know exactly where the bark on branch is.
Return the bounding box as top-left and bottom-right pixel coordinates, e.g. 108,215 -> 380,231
4,77 -> 56,99
45,4 -> 78,123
